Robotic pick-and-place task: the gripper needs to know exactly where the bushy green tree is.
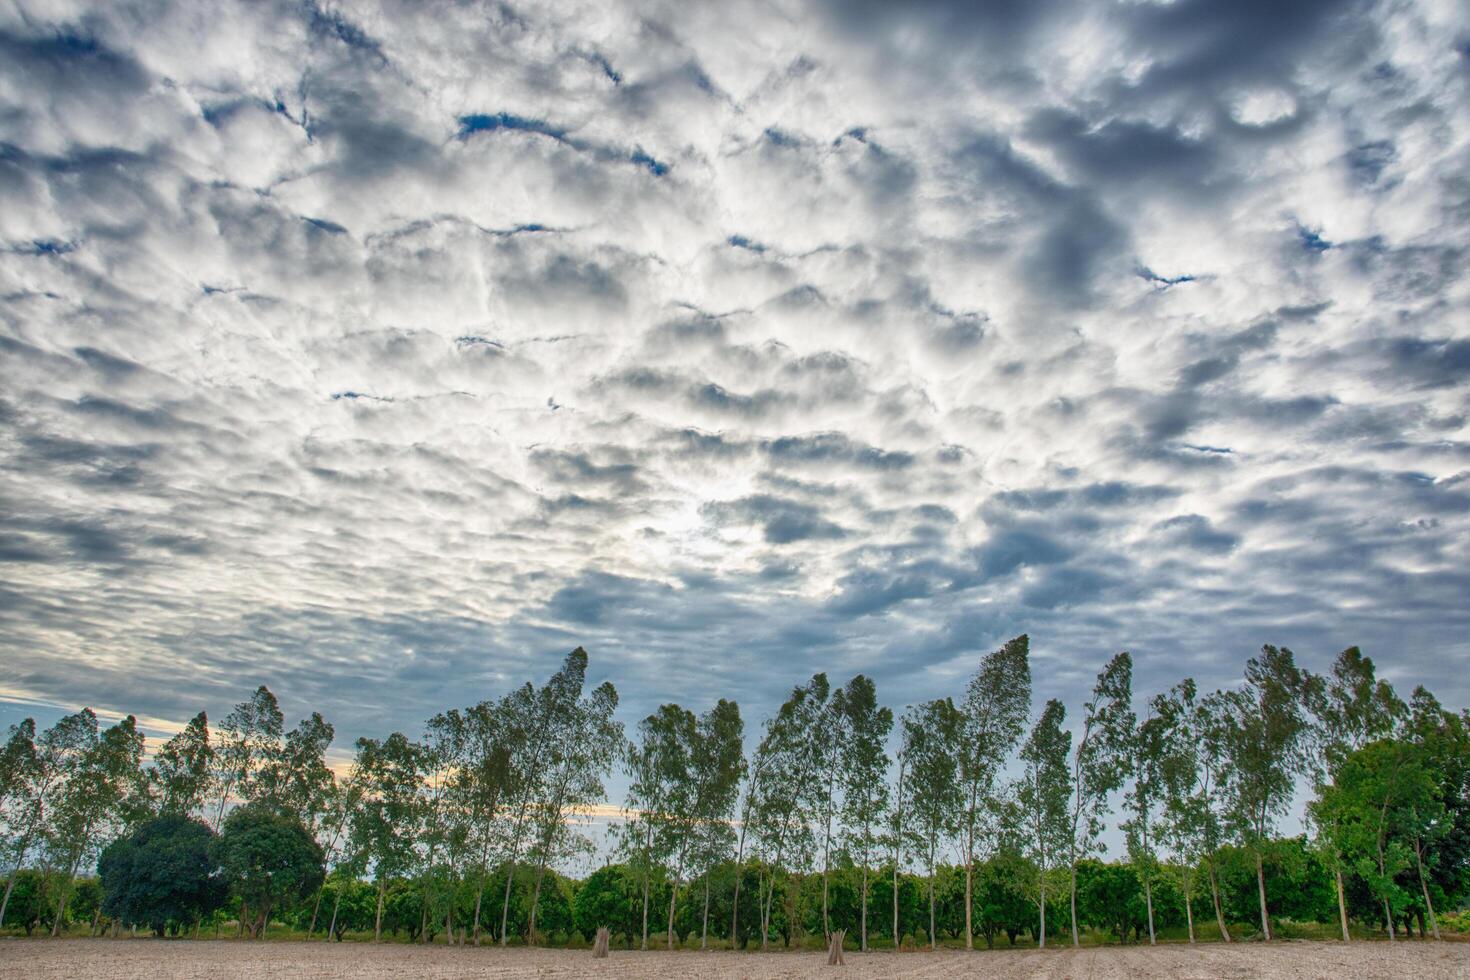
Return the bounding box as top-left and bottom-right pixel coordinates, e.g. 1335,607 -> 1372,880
98,814 -> 225,935
213,805 -> 324,938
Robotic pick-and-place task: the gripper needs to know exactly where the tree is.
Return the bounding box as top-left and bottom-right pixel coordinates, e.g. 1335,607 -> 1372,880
258,712 -> 335,832
1215,645 -> 1313,940
618,704 -> 688,948
0,718 -> 40,930
351,732 -> 424,941
98,814 -> 225,935
1307,647 -> 1404,941
948,635 -> 1031,950
688,700 -> 744,949
835,675 -> 892,951
456,696 -> 519,944
212,806 -> 324,938
747,674 -> 827,949
47,713 -> 146,936
1151,679 -> 1218,943
1123,703 -> 1167,944
902,698 -> 961,950
150,713 -> 215,819
521,648 -> 622,944
211,687 -> 284,828
1015,698 -> 1070,947
1066,652 -> 1134,946
1403,687 -> 1469,941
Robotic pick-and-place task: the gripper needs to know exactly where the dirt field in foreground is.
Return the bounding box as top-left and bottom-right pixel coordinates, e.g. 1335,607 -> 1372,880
1,938 -> 1466,979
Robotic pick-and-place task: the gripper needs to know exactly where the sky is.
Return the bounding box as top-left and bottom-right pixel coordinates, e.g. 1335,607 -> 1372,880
1,0 -> 1469,795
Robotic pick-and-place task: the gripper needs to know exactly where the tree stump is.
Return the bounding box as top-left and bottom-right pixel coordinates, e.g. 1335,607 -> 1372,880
593,926 -> 610,958
827,929 -> 846,965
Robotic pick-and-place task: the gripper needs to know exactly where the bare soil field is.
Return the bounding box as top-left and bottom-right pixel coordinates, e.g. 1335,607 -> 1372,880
2,938 -> 1468,980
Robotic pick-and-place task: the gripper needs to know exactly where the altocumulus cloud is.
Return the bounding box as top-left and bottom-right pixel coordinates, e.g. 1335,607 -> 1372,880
1,0 -> 1468,747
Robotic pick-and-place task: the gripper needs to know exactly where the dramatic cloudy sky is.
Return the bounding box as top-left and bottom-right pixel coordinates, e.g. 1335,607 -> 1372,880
2,0 -> 1469,761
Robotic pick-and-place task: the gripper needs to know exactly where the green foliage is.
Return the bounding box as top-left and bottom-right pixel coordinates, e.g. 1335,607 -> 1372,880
212,805 -> 324,937
99,814 -> 226,934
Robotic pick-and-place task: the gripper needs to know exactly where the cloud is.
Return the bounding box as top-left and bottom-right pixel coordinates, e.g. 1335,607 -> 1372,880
0,0 -> 1467,760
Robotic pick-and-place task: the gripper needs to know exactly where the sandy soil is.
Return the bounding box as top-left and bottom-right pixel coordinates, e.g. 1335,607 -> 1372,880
1,937 -> 1466,979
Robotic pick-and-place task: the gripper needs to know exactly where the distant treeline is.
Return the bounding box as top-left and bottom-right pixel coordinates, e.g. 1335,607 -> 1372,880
0,639 -> 1465,951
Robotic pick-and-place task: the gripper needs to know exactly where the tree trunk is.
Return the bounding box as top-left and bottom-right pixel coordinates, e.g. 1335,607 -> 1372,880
1335,866 -> 1350,942
666,869 -> 680,950
1144,875 -> 1156,945
374,878 -> 386,942
964,792 -> 975,950
640,866 -> 650,950
1414,839 -> 1441,940
1039,879 -> 1047,948
528,863 -> 548,946
328,888 -> 342,942
701,874 -> 711,949
1069,861 -> 1079,947
1208,856 -> 1231,942
1254,848 -> 1271,940
1183,872 -> 1194,944
499,856 -> 517,945
927,861 -> 936,951
307,884 -> 325,940
892,857 -> 899,951
860,864 -> 869,952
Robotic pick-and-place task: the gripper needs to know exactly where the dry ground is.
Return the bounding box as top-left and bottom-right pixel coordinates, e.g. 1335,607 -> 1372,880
1,938 -> 1467,979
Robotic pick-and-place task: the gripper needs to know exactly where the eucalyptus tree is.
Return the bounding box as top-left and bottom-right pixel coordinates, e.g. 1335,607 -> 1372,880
1306,647 -> 1404,940
1214,645 -> 1314,940
261,713 -> 336,833
729,723 -> 775,948
1065,651 -> 1133,947
0,718 -> 42,929
690,699 -> 743,949
1312,737 -> 1431,939
495,681 -> 540,945
956,635 -> 1031,949
835,675 -> 892,951
149,712 -> 215,818
523,648 -> 623,945
748,674 -> 826,949
888,732 -> 909,950
211,686 -> 284,829
902,698 -> 961,950
1016,698 -> 1070,948
459,696 -> 518,944
620,706 -> 685,949
1399,686 -> 1461,940
1122,704 -> 1168,944
48,714 -> 146,935
815,683 -> 848,942
1150,680 -> 1215,943
351,732 -> 425,941
418,709 -> 466,943
307,762 -> 365,940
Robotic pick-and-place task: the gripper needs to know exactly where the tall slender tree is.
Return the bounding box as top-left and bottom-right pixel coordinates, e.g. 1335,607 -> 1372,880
956,635 -> 1031,949
524,649 -> 622,944
350,732 -> 424,942
211,687 -> 284,829
48,714 -> 146,935
836,675 -> 892,951
1065,651 -> 1133,947
690,700 -> 743,949
1306,647 -> 1405,941
1122,704 -> 1167,944
1214,645 -> 1314,940
149,712 -> 215,818
1015,698 -> 1070,948
902,698 -> 961,950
